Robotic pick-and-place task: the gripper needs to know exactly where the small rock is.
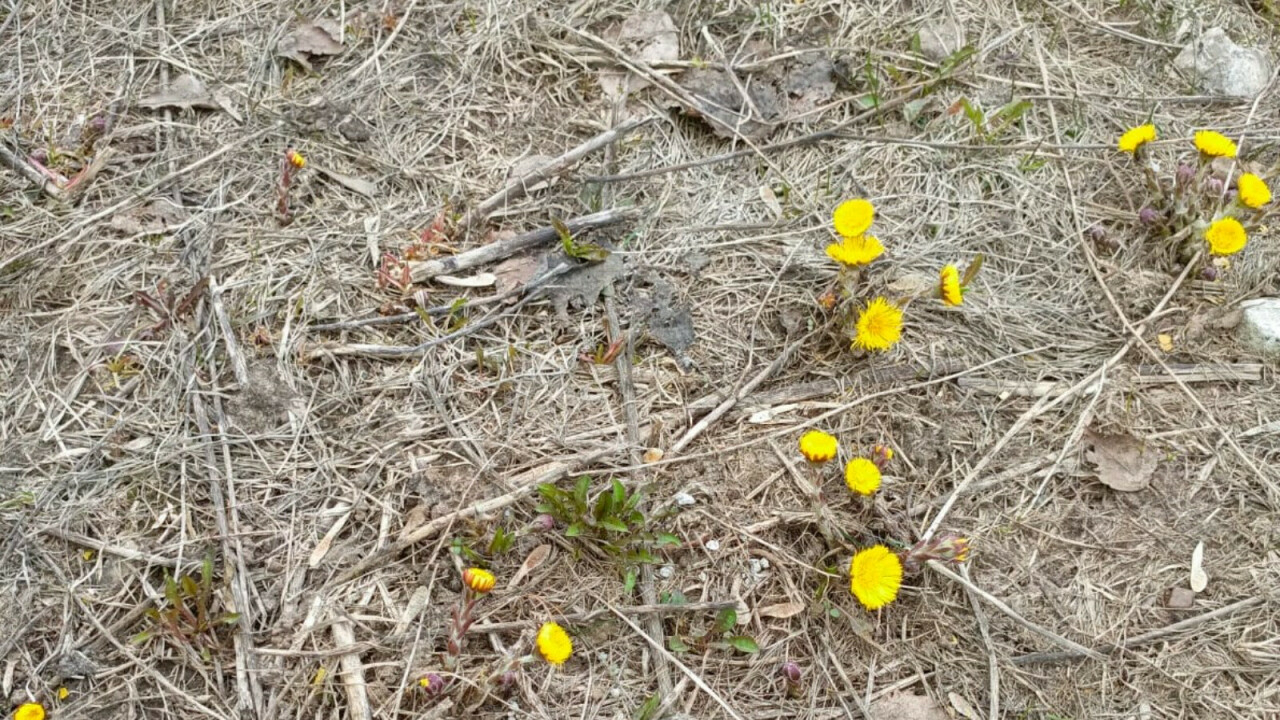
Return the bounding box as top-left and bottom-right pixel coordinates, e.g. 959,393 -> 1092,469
658,565 -> 674,579
1174,28 -> 1271,98
748,557 -> 770,577
1168,587 -> 1195,609
673,491 -> 696,506
918,19 -> 965,62
1238,298 -> 1280,358
704,539 -> 721,552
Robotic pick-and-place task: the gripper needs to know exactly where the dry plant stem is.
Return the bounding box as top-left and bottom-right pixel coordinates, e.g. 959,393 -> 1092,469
670,335 -> 808,455
190,388 -> 263,716
1009,597 -> 1266,665
603,602 -> 750,720
0,125 -> 275,274
464,601 -> 739,634
408,207 -> 638,282
209,277 -> 248,386
920,255 -> 1201,544
331,451 -> 617,585
926,561 -> 1105,662
455,115 -> 655,233
0,142 -> 64,198
40,527 -> 191,569
960,565 -> 999,720
332,620 -> 372,720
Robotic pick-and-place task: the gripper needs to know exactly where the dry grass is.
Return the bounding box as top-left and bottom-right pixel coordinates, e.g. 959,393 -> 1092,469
3,0 -> 1280,718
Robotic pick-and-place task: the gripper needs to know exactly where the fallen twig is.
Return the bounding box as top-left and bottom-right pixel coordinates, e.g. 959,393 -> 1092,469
465,600 -> 738,634
333,620 -> 372,720
408,207 -> 638,282
209,277 -> 248,386
456,115 -> 655,233
1010,597 -> 1266,666
40,527 -> 192,570
0,142 -> 64,198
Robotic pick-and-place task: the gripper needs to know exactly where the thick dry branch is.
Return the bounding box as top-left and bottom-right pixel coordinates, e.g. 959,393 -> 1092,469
409,207 -> 638,282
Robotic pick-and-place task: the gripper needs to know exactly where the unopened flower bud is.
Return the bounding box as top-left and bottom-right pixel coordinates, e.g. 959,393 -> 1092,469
1138,207 -> 1159,225
88,114 -> 108,134
779,661 -> 802,685
1176,163 -> 1195,186
904,532 -> 972,569
29,148 -> 48,165
497,671 -> 517,690
1200,266 -> 1220,281
530,514 -> 555,532
1206,177 -> 1224,197
417,672 -> 445,695
1087,224 -> 1106,242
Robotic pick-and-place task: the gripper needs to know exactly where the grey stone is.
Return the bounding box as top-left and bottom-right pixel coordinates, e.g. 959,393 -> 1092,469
673,491 -> 696,506
918,19 -> 965,62
1174,28 -> 1271,98
1239,298 -> 1280,358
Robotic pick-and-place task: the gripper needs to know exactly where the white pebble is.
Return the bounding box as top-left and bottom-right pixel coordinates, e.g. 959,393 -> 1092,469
658,565 -> 674,578
705,539 -> 720,552
673,492 -> 696,506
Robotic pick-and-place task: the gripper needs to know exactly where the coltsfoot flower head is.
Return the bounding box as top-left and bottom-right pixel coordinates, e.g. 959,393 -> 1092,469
536,622 -> 573,666
939,264 -> 963,306
1237,173 -> 1272,208
872,444 -> 894,464
903,533 -> 971,572
849,545 -> 902,610
832,199 -> 875,237
825,234 -> 884,267
853,297 -> 903,351
462,567 -> 496,594
14,704 -> 45,720
1138,207 -> 1160,226
778,661 -> 802,685
844,457 -> 882,495
1195,130 -> 1237,158
1117,123 -> 1156,154
798,430 -> 838,464
287,149 -> 307,168
417,673 -> 446,695
1204,217 -> 1247,256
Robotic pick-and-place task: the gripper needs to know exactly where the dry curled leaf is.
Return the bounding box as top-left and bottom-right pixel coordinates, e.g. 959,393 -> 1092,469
507,544 -> 552,589
398,504 -> 429,543
757,601 -> 804,619
675,69 -> 780,140
277,18 -> 345,71
313,166 -> 378,198
1083,429 -> 1157,492
1190,540 -> 1208,592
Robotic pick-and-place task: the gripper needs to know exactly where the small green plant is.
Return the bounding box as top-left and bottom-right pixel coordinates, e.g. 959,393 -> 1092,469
666,607 -> 758,655
536,476 -> 679,592
133,555 -> 239,658
948,96 -> 1032,142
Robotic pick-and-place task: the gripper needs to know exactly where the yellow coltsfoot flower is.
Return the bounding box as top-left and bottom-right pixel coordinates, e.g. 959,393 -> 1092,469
1194,130 -> 1237,158
14,704 -> 46,720
825,234 -> 885,267
1117,123 -> 1156,154
536,622 -> 573,666
1204,217 -> 1247,256
849,545 -> 902,610
939,264 -> 963,306
1237,173 -> 1272,209
798,430 -> 838,464
832,199 -> 875,238
844,457 -> 882,495
853,297 -> 903,351
462,567 -> 496,594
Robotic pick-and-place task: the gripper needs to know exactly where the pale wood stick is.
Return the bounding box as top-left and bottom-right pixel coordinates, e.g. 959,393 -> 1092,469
1010,597 -> 1266,665
927,561 -> 1105,662
465,600 -> 739,634
455,116 -> 654,233
209,277 -> 248,386
40,526 -> 191,569
333,620 -> 372,720
408,207 -> 638,282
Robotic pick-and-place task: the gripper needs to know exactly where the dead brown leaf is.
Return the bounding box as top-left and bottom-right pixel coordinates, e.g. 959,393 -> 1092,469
870,692 -> 949,720
398,504 -> 429,543
313,166 -> 378,198
137,74 -> 229,114
675,69 -> 780,140
757,601 -> 804,619
1083,429 -> 1157,492
492,254 -> 542,298
776,56 -> 836,117
599,11 -> 679,99
277,18 -> 345,71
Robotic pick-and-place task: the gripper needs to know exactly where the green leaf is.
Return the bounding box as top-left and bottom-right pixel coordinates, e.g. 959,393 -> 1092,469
180,575 -> 199,600
656,532 -> 681,547
660,590 -> 687,605
623,568 -> 637,595
727,635 -> 759,653
573,475 -> 591,509
600,517 -> 629,533
713,608 -> 737,634
593,489 -> 614,522
201,553 -> 214,590
853,94 -> 880,110
488,526 -> 514,555
565,523 -> 584,538
611,478 -> 626,510
218,612 -> 242,625
902,97 -> 929,125
667,636 -> 690,653
131,630 -> 154,644
634,692 -> 662,720
961,253 -> 985,286
556,218 -> 611,262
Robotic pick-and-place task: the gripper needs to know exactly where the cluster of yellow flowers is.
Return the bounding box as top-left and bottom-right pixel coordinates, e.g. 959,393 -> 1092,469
825,199 -> 974,353
1116,125 -> 1270,266
798,430 -> 891,496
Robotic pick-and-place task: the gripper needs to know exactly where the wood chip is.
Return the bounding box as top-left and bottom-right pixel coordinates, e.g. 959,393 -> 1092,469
1190,541 -> 1208,592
